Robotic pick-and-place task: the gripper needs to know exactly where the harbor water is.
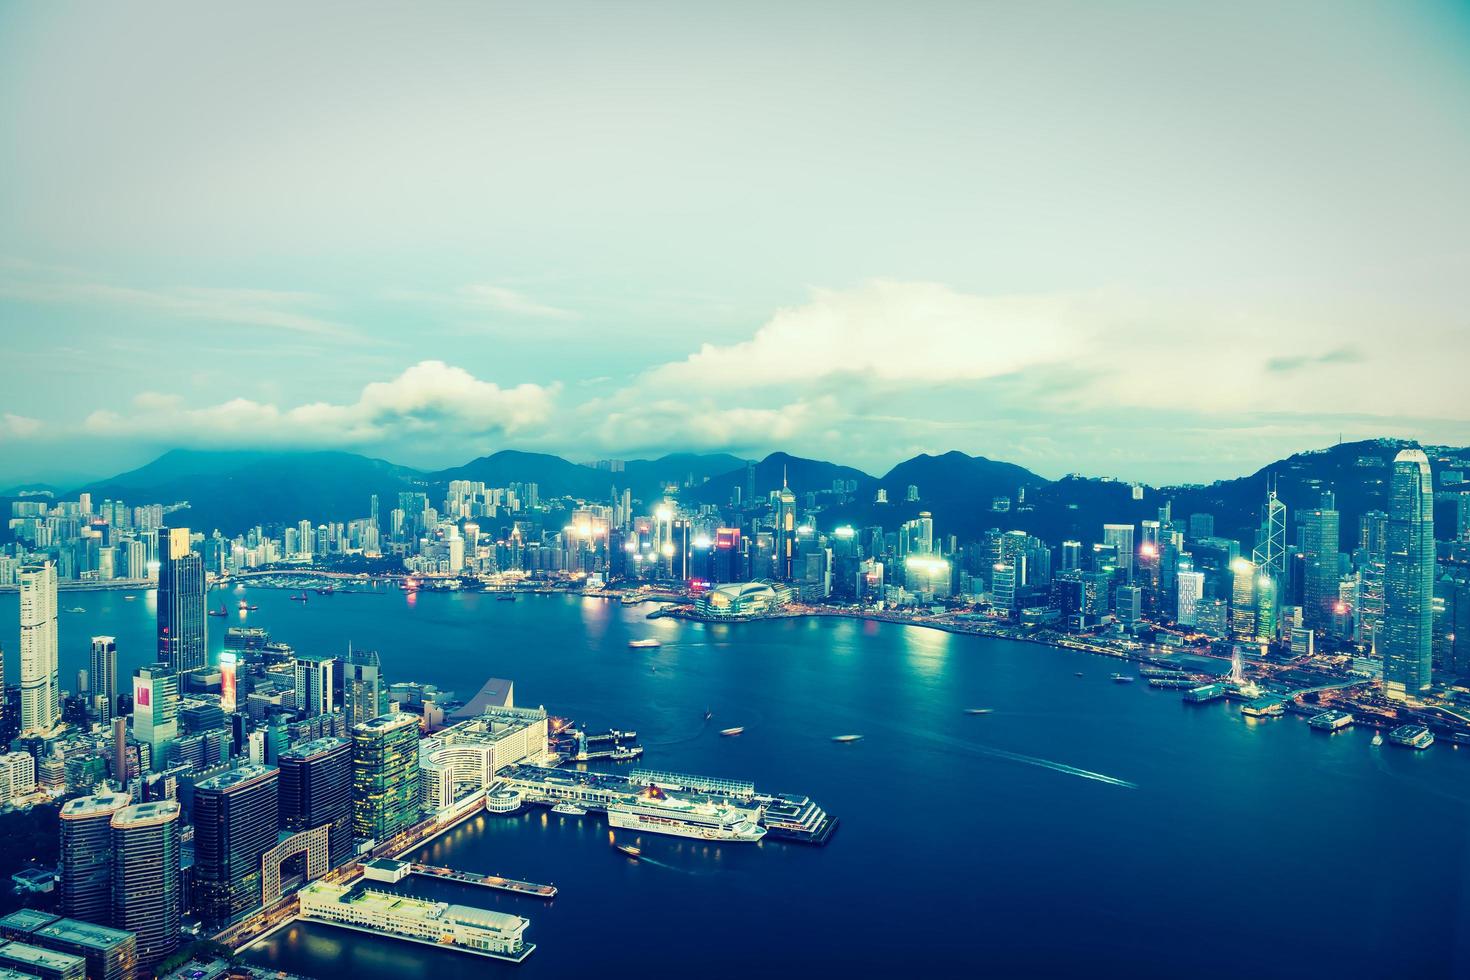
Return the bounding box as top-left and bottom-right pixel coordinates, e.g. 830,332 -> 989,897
6,586 -> 1469,978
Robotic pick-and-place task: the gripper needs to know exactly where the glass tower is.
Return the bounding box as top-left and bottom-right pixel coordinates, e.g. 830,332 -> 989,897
59,790 -> 131,926
191,764 -> 281,930
352,713 -> 421,842
156,528 -> 206,676
1383,449 -> 1435,699
110,801 -> 181,974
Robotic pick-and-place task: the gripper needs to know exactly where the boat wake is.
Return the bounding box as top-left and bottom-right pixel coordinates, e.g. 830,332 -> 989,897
969,744 -> 1138,789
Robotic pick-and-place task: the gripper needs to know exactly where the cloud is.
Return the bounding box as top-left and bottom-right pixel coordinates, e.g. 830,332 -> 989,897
1,414 -> 43,439
82,361 -> 557,448
0,265 -> 358,338
1265,346 -> 1364,374
457,285 -> 577,320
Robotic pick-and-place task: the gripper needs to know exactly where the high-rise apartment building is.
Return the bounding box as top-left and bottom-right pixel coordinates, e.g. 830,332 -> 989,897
19,562 -> 60,735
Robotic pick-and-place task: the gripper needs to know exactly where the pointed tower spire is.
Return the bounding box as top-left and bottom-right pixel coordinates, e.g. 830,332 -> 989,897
783,463 -> 788,490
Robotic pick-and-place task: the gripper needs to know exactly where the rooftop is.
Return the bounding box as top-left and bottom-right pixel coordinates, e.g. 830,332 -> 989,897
36,918 -> 135,951
0,941 -> 87,973
112,800 -> 180,827
0,910 -> 58,933
196,763 -> 277,792
60,791 -> 131,820
279,736 -> 350,761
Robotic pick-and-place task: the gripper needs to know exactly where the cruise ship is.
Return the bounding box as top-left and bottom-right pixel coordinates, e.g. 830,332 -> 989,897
607,790 -> 766,842
1386,724 -> 1434,749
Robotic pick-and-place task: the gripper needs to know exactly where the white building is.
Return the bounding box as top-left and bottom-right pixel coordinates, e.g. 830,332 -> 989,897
19,563 -> 59,735
1177,571 -> 1205,626
299,880 -> 532,961
419,707 -> 549,812
0,752 -> 38,804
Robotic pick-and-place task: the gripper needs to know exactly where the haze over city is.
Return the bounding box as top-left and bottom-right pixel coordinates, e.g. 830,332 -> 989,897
4,1 -> 1470,487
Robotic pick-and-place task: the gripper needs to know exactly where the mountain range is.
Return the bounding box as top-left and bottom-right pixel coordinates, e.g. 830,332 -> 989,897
2,439 -> 1464,551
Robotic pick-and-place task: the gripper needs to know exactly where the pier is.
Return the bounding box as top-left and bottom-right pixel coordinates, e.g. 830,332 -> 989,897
410,863 -> 558,899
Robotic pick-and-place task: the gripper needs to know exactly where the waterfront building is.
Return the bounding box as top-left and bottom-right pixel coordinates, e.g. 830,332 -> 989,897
352,713 -> 422,842
297,880 -> 533,962
191,764 -> 281,929
58,791 -> 131,926
279,736 -> 354,867
131,664 -> 178,769
19,562 -> 60,735
418,707 -> 549,813
1301,498 -> 1341,634
1383,449 -> 1435,699
693,581 -> 795,619
110,801 -> 181,974
156,528 -> 206,676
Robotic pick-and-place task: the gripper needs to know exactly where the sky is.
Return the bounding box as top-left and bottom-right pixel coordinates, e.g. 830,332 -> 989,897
2,1 -> 1469,488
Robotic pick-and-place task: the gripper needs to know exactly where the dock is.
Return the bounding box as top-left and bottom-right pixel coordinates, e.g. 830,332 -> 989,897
363,858 -> 557,898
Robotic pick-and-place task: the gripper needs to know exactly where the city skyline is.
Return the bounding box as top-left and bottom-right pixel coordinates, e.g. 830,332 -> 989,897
4,3 -> 1470,486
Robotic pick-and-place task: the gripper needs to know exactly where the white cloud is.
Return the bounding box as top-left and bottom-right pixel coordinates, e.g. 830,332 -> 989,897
0,414 -> 43,439
457,285 -> 577,320
82,361 -> 557,448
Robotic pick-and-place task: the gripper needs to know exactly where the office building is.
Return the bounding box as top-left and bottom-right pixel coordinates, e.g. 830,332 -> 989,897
19,562 -> 60,735
352,713 -> 421,842
279,736 -> 354,867
156,528 -> 206,676
130,665 -> 178,769
59,791 -> 131,926
191,764 -> 280,929
1102,524 -> 1135,580
110,801 -> 181,974
343,649 -> 386,728
0,912 -> 136,980
1301,499 -> 1340,633
0,753 -> 36,805
293,653 -> 339,717
1383,449 -> 1435,699
89,638 -> 117,717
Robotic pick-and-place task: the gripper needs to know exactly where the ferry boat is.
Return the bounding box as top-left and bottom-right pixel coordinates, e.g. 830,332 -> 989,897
1386,724 -> 1434,749
1371,732 -> 1384,747
963,708 -> 993,715
613,843 -> 642,858
1110,673 -> 1135,684
550,802 -> 587,816
628,638 -> 661,649
208,605 -> 229,617
1308,709 -> 1354,732
497,594 -> 518,602
607,796 -> 766,842
719,726 -> 745,737
831,734 -> 863,743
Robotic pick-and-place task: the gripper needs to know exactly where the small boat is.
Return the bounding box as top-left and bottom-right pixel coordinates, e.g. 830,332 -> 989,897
1371,732 -> 1384,747
1111,673 -> 1135,684
963,708 -> 994,715
289,593 -> 309,602
65,606 -> 86,613
551,802 -> 587,816
1074,672 -> 1084,677
315,587 -> 335,595
704,707 -> 713,721
614,843 -> 642,858
208,605 -> 229,617
628,638 -> 661,649
497,594 -> 517,602
123,595 -> 136,601
720,726 -> 745,737
831,734 -> 863,743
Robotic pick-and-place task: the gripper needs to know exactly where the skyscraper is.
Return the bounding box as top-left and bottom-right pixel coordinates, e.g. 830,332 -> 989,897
343,650 -> 386,728
19,562 -> 60,735
1102,524 -> 1135,581
279,736 -> 354,867
156,528 -> 205,676
1301,498 -> 1340,634
774,470 -> 797,581
131,664 -> 179,769
1383,449 -> 1435,700
59,790 -> 131,926
110,801 -> 181,974
89,638 -> 117,717
191,764 -> 280,929
352,713 -> 421,842
1252,482 -> 1287,580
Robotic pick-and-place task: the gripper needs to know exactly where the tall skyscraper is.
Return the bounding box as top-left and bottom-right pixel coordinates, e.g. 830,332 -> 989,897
292,653 -> 339,717
351,713 -> 421,842
279,736 -> 354,867
775,470 -> 797,581
1102,524 -> 1135,581
343,649 -> 386,728
111,801 -> 181,974
89,637 -> 117,716
1383,449 -> 1435,700
191,764 -> 281,929
156,528 -> 206,676
59,790 -> 132,926
1301,498 -> 1340,633
131,664 -> 179,769
19,562 -> 60,735
1252,482 -> 1287,580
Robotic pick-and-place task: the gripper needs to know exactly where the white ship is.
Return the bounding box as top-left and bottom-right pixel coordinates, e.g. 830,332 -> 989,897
550,802 -> 587,816
607,792 -> 766,842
